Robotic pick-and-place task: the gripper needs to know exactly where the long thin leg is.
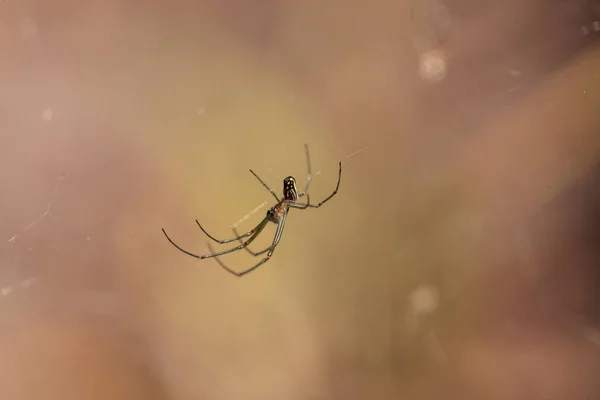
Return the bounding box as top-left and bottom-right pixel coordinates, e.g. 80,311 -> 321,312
287,194 -> 311,209
162,218 -> 268,260
162,228 -> 201,258
196,217 -> 267,244
200,219 -> 269,259
210,212 -> 287,277
232,227 -> 269,256
298,143 -> 312,198
232,197 -> 306,257
306,161 -> 342,208
249,169 -> 280,202
232,224 -> 275,256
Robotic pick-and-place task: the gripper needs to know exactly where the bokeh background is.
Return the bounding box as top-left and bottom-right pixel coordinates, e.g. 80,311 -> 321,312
1,0 -> 600,399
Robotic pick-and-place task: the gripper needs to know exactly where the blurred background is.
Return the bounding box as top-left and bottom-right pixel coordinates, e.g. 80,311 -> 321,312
1,0 -> 600,399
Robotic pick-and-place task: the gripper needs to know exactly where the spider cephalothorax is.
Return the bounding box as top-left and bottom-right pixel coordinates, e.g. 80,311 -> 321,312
162,144 -> 342,277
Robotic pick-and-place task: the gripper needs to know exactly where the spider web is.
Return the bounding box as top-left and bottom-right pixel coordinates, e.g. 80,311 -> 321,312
6,174 -> 64,245
1,174 -> 64,302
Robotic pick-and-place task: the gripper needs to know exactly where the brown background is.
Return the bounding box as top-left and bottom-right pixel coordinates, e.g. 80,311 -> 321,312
1,1 -> 600,399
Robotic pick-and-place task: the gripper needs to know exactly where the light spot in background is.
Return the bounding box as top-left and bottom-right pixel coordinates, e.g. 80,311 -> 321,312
409,284 -> 439,314
0,277 -> 39,299
196,106 -> 206,116
405,284 -> 439,332
581,21 -> 600,36
509,69 -> 522,78
418,50 -> 447,83
42,108 -> 53,122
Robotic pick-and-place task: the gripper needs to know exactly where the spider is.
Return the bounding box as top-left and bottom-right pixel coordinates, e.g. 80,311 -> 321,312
161,144 -> 342,277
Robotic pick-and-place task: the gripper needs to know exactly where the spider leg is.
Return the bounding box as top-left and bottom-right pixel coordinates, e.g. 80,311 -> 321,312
233,196 -> 307,257
210,212 -> 287,277
232,225 -> 270,256
162,228 -> 201,258
231,210 -> 289,256
298,143 -> 312,198
249,169 -> 280,202
305,161 -> 342,208
196,216 -> 268,244
200,219 -> 269,259
287,194 -> 311,210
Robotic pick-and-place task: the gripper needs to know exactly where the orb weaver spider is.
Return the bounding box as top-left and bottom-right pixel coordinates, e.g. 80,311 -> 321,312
161,144 -> 342,277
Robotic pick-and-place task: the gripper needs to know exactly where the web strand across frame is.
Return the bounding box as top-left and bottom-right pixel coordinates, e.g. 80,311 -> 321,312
6,174 -> 65,245
1,174 -> 65,304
